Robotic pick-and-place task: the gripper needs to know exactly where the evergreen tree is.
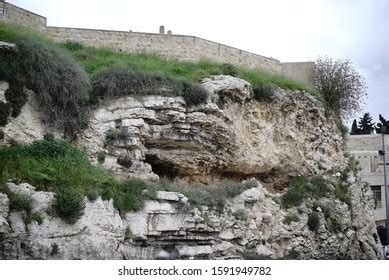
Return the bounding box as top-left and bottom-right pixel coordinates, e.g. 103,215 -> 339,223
357,113 -> 375,134
375,114 -> 389,134
350,119 -> 361,135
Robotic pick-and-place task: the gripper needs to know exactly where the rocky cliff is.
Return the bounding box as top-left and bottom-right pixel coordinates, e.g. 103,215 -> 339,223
0,76 -> 383,259
0,176 -> 382,260
78,75 -> 344,184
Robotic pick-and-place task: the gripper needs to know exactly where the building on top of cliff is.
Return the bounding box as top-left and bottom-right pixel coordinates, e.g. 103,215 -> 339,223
348,134 -> 389,227
0,0 -> 314,88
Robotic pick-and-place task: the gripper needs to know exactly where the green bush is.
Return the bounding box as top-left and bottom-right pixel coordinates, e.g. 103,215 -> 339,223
308,176 -> 330,198
25,137 -> 79,159
286,248 -> 301,260
282,176 -> 330,208
112,179 -> 148,214
91,64 -> 208,107
281,177 -> 308,208
62,41 -> 84,52
124,226 -> 133,240
220,63 -> 238,77
0,101 -> 11,126
6,189 -> 33,214
0,138 -> 151,219
335,184 -> 352,209
105,129 -> 119,144
50,243 -> 59,256
53,187 -> 85,224
241,250 -> 271,260
346,156 -> 359,176
86,188 -> 100,202
328,217 -> 341,233
116,157 -> 132,168
97,152 -> 106,164
25,211 -> 43,225
215,178 -> 254,197
283,213 -> 300,225
253,83 -> 276,101
0,24 -> 91,138
232,209 -> 248,221
180,81 -> 208,106
182,184 -> 226,213
4,80 -> 28,118
105,128 -> 129,145
153,178 -> 252,213
313,203 -> 331,220
307,212 -> 320,231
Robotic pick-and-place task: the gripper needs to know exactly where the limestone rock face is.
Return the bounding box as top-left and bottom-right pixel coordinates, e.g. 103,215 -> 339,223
78,75 -> 344,183
0,82 -> 45,143
0,181 -> 383,260
0,75 -> 382,259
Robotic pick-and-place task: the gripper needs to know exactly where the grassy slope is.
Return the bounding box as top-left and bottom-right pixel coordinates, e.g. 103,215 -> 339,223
62,41 -> 317,95
0,22 -> 319,96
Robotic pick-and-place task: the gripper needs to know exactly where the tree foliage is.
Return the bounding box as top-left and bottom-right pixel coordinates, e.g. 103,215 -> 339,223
354,113 -> 375,134
375,114 -> 389,134
350,119 -> 360,135
312,56 -> 367,119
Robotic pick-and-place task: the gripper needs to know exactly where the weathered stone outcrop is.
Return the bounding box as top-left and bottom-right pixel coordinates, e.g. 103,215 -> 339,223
0,75 -> 382,259
0,81 -> 45,143
0,179 -> 383,259
78,75 -> 344,184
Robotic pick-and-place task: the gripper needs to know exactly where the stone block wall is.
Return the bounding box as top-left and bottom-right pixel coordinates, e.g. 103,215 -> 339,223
1,2 -> 283,74
0,2 -> 46,31
282,62 -> 315,88
1,2 -> 316,80
45,26 -> 282,73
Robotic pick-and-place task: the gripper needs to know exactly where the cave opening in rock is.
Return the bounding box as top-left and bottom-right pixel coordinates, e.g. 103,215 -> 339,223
145,154 -> 178,179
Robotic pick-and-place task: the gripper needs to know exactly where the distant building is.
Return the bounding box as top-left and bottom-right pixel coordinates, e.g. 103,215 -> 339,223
348,134 -> 388,226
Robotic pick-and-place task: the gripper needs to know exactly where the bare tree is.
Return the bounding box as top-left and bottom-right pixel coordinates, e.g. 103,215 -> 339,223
312,56 -> 367,119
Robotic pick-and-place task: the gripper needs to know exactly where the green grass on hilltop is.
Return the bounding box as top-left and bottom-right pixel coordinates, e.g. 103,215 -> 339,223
0,23 -> 318,97
61,41 -> 316,95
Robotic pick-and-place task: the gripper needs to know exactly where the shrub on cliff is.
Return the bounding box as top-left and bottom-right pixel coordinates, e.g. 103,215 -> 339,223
312,56 -> 367,119
307,212 -> 320,231
253,83 -> 276,101
91,64 -> 208,106
0,24 -> 91,138
282,176 -> 330,208
53,187 -> 85,224
0,138 -> 152,222
180,81 -> 208,106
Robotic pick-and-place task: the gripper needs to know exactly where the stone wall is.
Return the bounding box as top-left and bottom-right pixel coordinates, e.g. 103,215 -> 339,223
45,26 -> 282,73
282,62 -> 315,88
0,2 -> 46,31
0,2 -> 286,74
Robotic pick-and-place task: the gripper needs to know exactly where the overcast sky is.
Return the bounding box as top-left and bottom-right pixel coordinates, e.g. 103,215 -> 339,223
9,0 -> 389,125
